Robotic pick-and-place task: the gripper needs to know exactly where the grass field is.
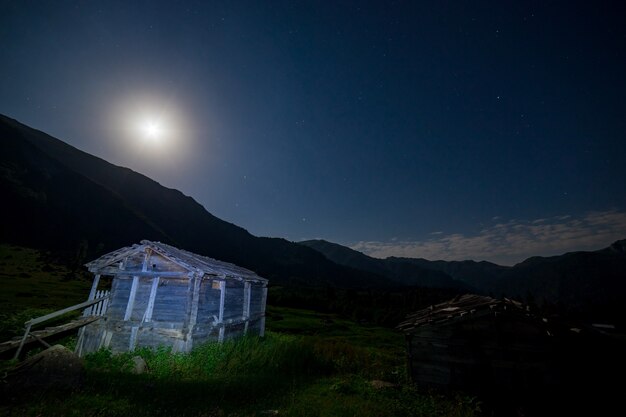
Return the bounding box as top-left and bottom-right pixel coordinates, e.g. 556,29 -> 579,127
0,244 -> 93,342
0,245 -> 92,310
0,245 -> 481,417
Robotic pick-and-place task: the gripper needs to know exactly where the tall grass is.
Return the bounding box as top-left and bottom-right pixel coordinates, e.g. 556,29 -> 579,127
3,332 -> 480,417
76,333 -> 479,417
85,332 -> 336,380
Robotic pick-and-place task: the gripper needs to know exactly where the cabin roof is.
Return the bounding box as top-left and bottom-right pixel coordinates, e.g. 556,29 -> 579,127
397,293 -> 528,333
85,240 -> 267,283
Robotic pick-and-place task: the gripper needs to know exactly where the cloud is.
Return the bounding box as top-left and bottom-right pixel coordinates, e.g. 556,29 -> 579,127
351,209 -> 626,266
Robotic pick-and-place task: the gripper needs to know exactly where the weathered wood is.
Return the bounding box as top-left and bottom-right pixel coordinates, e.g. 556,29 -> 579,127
400,295 -> 556,393
261,285 -> 268,307
243,281 -> 251,334
129,326 -> 139,351
26,295 -> 109,327
128,278 -> 152,321
144,277 -> 160,322
103,330 -> 113,349
259,285 -> 268,337
218,280 -> 226,323
149,279 -> 189,323
31,333 -> 52,348
124,276 -> 139,321
13,323 -> 32,359
123,250 -> 152,321
4,316 -> 102,356
92,290 -> 103,315
101,295 -> 109,316
243,282 -> 251,318
217,280 -> 226,342
84,274 -> 101,316
76,291 -> 109,356
87,240 -> 268,283
142,248 -> 152,272
82,240 -> 269,354
90,268 -> 190,277
186,274 -> 202,349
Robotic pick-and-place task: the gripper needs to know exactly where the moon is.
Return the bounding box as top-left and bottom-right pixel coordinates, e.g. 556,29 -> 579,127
142,120 -> 162,142
109,94 -> 190,158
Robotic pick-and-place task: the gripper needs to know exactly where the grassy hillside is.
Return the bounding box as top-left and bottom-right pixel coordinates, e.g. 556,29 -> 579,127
1,307 -> 480,417
0,247 -> 480,417
0,245 -> 93,341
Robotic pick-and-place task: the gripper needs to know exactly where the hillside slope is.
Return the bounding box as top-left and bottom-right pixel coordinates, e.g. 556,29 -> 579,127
0,114 -> 380,287
299,239 -> 467,289
301,238 -> 626,321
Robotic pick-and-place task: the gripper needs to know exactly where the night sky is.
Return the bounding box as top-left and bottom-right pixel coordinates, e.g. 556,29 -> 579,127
2,1 -> 625,265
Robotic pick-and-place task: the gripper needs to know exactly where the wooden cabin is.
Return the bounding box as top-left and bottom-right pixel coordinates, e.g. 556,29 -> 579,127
397,294 -> 556,398
75,240 -> 268,356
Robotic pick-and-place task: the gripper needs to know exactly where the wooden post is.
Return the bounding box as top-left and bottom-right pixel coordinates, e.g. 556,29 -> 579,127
83,274 -> 101,317
144,277 -> 160,322
103,331 -> 113,349
129,326 -> 139,351
75,331 -> 85,357
218,280 -> 226,323
78,276 -> 101,354
142,248 -> 152,272
101,293 -> 109,316
32,333 -> 51,349
124,276 -> 139,321
94,291 -> 101,315
125,249 -> 151,321
243,281 -> 251,334
260,285 -> 268,337
218,280 -> 225,342
185,275 -> 202,350
14,323 -> 32,359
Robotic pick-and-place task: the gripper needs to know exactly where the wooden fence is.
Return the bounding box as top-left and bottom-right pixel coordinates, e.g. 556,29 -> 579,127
84,290 -> 110,317
12,291 -> 110,359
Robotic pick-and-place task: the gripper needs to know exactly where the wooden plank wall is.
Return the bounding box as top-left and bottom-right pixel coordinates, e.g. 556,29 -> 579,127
80,321 -> 106,354
249,283 -> 265,317
129,278 -> 152,321
150,278 -> 188,323
106,277 -> 132,320
81,271 -> 267,355
193,279 -> 224,344
223,280 -> 244,322
197,279 -> 221,323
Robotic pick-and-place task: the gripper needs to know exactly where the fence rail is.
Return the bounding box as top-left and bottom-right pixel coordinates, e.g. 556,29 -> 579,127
84,290 -> 110,317
14,291 -> 110,359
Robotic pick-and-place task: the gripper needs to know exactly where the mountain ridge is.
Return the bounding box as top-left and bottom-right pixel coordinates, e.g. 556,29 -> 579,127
0,114 -> 382,287
300,238 -> 626,320
2,113 -> 626,320
298,239 -> 467,290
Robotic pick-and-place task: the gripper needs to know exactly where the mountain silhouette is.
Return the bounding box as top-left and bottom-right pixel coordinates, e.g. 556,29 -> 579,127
300,238 -> 626,322
0,114 -> 380,287
299,239 -> 465,289
2,113 -> 625,319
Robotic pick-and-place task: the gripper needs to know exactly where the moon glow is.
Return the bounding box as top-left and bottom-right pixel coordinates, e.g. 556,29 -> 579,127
142,120 -> 163,142
109,93 -> 193,162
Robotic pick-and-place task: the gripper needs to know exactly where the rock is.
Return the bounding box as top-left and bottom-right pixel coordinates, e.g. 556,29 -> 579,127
3,345 -> 85,392
131,355 -> 147,374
